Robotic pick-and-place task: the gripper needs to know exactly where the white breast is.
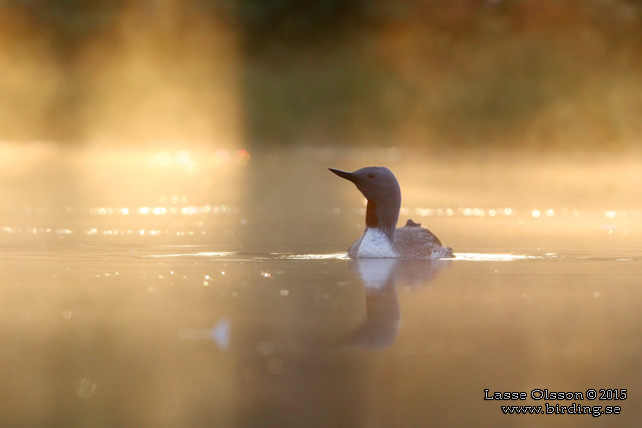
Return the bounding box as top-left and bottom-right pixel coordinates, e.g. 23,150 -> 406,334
357,228 -> 398,258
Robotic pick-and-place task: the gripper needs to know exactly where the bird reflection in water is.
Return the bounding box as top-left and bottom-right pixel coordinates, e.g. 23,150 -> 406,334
181,258 -> 449,353
340,258 -> 449,349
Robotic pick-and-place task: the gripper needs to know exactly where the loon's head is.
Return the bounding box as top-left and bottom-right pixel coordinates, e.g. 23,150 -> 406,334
329,166 -> 401,231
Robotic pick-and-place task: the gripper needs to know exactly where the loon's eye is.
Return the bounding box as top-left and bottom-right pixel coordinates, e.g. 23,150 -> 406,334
368,173 -> 374,179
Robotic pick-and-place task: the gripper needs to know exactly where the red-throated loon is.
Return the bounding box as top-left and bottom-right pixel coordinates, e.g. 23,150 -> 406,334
329,166 -> 454,259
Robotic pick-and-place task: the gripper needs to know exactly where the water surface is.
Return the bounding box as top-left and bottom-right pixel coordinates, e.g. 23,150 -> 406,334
1,145 -> 641,427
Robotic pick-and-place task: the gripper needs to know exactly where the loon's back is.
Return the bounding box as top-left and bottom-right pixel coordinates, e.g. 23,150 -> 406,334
348,219 -> 454,259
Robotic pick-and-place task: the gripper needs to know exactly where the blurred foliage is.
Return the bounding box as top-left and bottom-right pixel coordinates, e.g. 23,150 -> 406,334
236,0 -> 372,51
0,0 -> 641,149
241,0 -> 642,149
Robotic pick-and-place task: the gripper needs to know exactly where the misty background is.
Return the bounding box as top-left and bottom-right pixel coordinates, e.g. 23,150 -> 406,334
2,6 -> 642,426
1,0 -> 641,150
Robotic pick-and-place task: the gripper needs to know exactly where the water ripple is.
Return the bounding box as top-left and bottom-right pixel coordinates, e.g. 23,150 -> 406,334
453,253 -> 542,261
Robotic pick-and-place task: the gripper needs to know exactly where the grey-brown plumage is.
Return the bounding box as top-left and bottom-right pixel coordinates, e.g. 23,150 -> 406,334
348,219 -> 453,258
329,166 -> 454,259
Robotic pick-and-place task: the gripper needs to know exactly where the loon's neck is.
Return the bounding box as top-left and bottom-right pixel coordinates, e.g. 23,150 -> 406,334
360,197 -> 400,258
366,199 -> 399,238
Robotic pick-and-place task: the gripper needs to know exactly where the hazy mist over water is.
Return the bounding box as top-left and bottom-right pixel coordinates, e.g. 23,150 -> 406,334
2,1 -> 642,427
1,0 -> 641,148
1,144 -> 640,250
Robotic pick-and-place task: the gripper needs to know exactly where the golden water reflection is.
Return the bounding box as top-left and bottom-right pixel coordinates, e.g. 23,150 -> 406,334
1,143 -> 642,427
